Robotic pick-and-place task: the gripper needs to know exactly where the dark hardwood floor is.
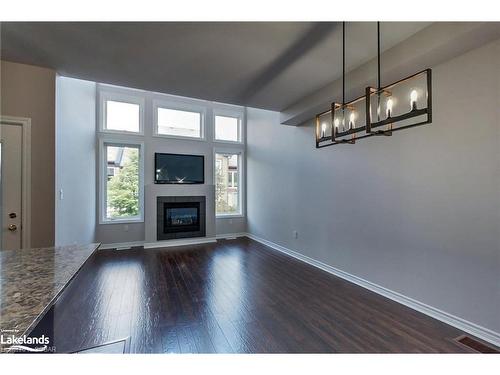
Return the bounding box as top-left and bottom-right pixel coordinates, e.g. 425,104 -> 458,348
30,237 -> 480,353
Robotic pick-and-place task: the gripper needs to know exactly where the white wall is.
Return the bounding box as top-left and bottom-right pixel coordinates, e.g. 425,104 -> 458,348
246,39 -> 500,334
55,76 -> 96,246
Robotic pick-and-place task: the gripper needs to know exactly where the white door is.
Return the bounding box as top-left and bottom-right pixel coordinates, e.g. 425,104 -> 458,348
0,123 -> 23,250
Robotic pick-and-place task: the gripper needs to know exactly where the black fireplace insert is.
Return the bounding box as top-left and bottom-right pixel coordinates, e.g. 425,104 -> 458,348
157,196 -> 206,240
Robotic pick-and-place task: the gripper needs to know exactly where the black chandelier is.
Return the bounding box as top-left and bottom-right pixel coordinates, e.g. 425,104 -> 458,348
315,22 -> 432,148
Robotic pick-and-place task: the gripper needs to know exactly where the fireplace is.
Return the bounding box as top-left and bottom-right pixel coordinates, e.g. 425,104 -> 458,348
157,196 -> 206,240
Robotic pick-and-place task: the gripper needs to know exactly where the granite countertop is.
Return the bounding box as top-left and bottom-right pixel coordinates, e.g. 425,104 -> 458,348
0,243 -> 100,342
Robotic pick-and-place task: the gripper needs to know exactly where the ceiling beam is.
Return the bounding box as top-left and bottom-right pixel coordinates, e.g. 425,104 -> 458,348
236,22 -> 338,103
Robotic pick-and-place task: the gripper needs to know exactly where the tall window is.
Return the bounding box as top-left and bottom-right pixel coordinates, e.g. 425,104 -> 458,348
215,152 -> 241,216
156,105 -> 203,139
101,143 -> 143,222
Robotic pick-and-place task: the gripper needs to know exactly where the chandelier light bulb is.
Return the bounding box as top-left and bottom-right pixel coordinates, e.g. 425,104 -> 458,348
386,98 -> 393,118
349,112 -> 355,129
410,89 -> 418,110
321,123 -> 327,137
334,118 -> 340,129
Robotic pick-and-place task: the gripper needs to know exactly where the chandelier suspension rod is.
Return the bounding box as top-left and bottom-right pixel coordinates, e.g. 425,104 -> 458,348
376,21 -> 381,122
377,21 -> 381,90
342,21 -> 345,106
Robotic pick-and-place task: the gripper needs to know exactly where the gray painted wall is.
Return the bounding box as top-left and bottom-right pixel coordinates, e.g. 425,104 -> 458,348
246,39 -> 500,334
55,76 -> 96,246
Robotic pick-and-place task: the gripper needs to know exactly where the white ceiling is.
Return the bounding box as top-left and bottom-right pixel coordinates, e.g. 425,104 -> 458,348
0,22 -> 431,111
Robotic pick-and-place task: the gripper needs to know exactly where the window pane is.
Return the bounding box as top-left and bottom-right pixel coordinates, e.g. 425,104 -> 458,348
106,145 -> 140,219
106,100 -> 140,132
215,153 -> 240,215
157,107 -> 201,138
215,115 -> 239,142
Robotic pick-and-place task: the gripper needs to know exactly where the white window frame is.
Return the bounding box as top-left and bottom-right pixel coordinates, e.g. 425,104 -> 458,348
99,137 -> 145,224
99,89 -> 145,135
213,107 -> 244,144
153,99 -> 207,141
214,148 -> 245,218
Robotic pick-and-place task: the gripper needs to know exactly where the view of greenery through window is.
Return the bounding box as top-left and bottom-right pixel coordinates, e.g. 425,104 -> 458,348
215,153 -> 239,215
106,145 -> 140,219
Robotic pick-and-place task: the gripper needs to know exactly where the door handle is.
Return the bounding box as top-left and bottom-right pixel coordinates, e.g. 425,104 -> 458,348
8,224 -> 17,232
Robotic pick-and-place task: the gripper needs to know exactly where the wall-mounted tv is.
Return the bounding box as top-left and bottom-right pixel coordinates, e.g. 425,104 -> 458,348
155,153 -> 204,184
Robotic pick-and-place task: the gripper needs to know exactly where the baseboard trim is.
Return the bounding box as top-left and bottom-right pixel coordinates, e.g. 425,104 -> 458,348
143,237 -> 217,249
244,233 -> 500,348
99,241 -> 145,250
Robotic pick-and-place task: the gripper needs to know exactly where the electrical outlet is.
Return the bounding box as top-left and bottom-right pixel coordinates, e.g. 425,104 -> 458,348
229,219 -> 233,225
293,230 -> 298,239
124,224 -> 129,232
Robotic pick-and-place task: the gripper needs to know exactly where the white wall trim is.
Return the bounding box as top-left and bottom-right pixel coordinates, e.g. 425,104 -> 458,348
244,233 -> 500,348
0,115 -> 31,249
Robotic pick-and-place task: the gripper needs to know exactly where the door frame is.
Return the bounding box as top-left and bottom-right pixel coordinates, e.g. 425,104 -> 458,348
0,115 -> 31,249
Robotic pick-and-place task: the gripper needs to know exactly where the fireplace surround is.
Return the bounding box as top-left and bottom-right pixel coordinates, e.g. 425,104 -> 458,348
157,196 -> 206,240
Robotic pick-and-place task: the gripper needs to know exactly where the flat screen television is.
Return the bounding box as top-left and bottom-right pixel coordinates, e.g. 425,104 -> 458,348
154,153 -> 204,184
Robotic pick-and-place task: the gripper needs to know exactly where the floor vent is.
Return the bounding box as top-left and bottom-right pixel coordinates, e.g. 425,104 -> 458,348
218,236 -> 237,241
455,335 -> 500,353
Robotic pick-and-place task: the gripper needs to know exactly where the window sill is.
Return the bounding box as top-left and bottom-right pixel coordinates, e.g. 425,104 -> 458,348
99,218 -> 144,225
216,214 -> 245,219
99,129 -> 144,136
213,139 -> 244,145
152,133 -> 206,142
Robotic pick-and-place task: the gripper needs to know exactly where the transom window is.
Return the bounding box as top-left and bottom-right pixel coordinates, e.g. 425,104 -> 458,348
215,115 -> 240,142
100,90 -> 144,134
105,100 -> 140,132
156,105 -> 203,139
